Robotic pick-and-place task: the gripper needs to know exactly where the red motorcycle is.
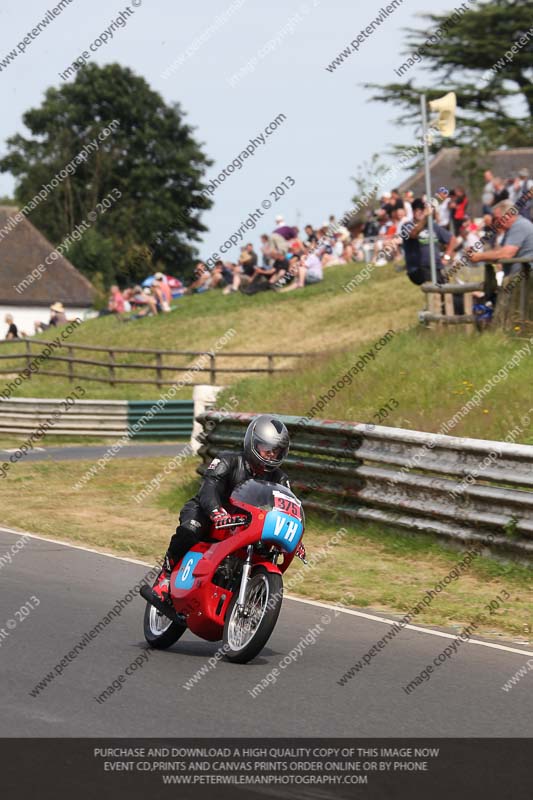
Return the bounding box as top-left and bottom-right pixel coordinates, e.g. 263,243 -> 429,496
140,479 -> 306,663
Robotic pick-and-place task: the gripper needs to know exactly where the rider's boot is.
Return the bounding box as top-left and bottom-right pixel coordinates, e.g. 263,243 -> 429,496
152,553 -> 175,602
152,527 -> 201,603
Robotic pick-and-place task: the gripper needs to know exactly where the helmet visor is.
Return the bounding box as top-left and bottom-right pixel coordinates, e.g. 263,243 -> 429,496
257,444 -> 285,462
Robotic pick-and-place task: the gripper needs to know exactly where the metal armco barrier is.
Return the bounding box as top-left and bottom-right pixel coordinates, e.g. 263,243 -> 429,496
127,401 -> 193,438
0,398 -> 193,439
196,412 -> 533,560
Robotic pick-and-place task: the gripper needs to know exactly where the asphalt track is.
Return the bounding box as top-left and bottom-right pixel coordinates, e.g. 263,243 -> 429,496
0,526 -> 532,738
0,442 -> 189,462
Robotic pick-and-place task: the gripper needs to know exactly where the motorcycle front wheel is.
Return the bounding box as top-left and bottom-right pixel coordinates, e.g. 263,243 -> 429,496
223,567 -> 283,664
143,602 -> 187,650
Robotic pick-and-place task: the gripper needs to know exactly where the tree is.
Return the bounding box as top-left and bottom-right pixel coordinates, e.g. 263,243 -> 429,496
365,0 -> 533,159
351,153 -> 393,219
0,63 -> 212,284
63,229 -> 116,289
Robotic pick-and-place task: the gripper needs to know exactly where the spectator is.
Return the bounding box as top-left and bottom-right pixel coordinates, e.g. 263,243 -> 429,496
512,168 -> 533,220
242,255 -> 280,294
352,233 -> 365,262
469,198 -> 533,278
343,237 -> 355,263
153,273 -> 172,312
491,177 -> 509,206
213,262 -> 233,295
436,188 -> 452,230
482,212 -> 497,248
209,260 -> 234,291
403,190 -> 414,221
108,285 -> 126,315
50,302 -> 67,325
278,254 -> 302,291
481,170 -> 495,213
186,262 -> 212,294
270,230 -> 289,254
372,209 -> 395,264
282,245 -> 323,291
274,221 -> 298,241
302,244 -> 324,285
260,234 -> 274,266
272,254 -> 299,290
363,212 -> 380,239
225,245 -> 258,293
402,198 -> 457,285
333,232 -> 346,262
129,285 -> 158,314
387,208 -> 407,264
383,188 -> 403,216
304,224 -> 318,245
267,250 -> 289,287
288,237 -> 305,256
240,243 -> 258,272
458,217 -> 482,251
4,314 -> 18,340
34,302 -> 68,333
449,186 -> 468,235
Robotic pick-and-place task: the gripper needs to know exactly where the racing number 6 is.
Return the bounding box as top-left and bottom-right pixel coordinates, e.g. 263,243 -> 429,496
181,557 -> 194,582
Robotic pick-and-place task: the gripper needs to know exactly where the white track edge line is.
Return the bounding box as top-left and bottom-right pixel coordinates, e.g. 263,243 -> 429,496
1,525 -> 532,658
0,526 -> 151,567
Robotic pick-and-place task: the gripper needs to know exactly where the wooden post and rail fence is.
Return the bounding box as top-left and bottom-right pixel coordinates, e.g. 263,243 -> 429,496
420,258 -> 531,331
0,340 -> 310,389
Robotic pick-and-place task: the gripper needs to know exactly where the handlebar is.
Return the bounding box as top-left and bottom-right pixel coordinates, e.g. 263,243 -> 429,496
213,515 -> 248,529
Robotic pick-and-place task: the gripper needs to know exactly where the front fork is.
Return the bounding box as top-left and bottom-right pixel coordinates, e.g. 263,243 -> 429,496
236,545 -> 254,613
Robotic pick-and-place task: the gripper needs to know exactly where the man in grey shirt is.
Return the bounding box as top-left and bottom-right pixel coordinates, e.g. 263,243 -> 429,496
469,198 -> 533,277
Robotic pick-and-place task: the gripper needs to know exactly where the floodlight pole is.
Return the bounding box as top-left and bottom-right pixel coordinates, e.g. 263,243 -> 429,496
420,94 -> 438,286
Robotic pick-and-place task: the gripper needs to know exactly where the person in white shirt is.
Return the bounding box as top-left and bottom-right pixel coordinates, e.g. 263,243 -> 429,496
481,170 -> 495,213
437,195 -> 451,229
281,244 -> 323,290
402,190 -> 414,221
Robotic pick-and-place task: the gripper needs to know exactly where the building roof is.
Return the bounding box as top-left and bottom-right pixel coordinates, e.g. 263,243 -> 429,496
0,206 -> 94,307
397,147 -> 533,216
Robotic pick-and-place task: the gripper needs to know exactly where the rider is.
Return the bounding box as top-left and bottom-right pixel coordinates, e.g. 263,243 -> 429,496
152,414 -> 291,601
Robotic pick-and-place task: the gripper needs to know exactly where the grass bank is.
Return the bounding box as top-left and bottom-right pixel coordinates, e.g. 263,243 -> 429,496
220,326 -> 533,444
0,263 -> 420,401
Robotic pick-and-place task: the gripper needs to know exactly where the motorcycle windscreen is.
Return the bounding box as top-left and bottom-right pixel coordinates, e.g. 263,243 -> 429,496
231,479 -> 304,553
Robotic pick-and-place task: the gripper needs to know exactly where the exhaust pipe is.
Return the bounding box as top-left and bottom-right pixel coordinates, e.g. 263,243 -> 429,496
140,585 -> 181,624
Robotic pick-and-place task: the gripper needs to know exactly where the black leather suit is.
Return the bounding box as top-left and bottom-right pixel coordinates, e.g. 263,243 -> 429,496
167,451 -> 289,563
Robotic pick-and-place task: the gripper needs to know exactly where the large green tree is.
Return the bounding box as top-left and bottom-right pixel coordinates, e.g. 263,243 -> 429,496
0,63 -> 212,285
365,0 -> 533,157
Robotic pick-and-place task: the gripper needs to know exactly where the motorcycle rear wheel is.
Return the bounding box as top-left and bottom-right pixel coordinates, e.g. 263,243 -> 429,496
223,567 -> 283,664
143,602 -> 187,650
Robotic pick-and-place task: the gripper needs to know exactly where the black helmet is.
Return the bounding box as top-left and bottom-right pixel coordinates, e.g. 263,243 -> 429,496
244,415 -> 290,474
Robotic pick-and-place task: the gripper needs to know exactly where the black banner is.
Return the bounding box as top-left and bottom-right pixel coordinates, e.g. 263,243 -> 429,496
1,738 -> 532,799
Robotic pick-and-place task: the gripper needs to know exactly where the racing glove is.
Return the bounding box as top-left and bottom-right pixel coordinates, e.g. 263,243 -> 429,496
295,541 -> 307,563
210,507 -> 233,527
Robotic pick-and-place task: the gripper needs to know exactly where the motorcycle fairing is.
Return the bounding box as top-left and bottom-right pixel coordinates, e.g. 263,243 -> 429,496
261,509 -> 303,553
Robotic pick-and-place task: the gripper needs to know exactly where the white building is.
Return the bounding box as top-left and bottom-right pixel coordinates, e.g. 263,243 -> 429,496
0,205 -> 94,337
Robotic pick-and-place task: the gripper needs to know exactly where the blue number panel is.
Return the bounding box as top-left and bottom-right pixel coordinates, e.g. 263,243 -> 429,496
174,551 -> 204,590
261,510 -> 303,553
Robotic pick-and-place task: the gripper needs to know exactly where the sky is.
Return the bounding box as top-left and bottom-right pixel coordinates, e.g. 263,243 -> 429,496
0,0 -> 465,264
